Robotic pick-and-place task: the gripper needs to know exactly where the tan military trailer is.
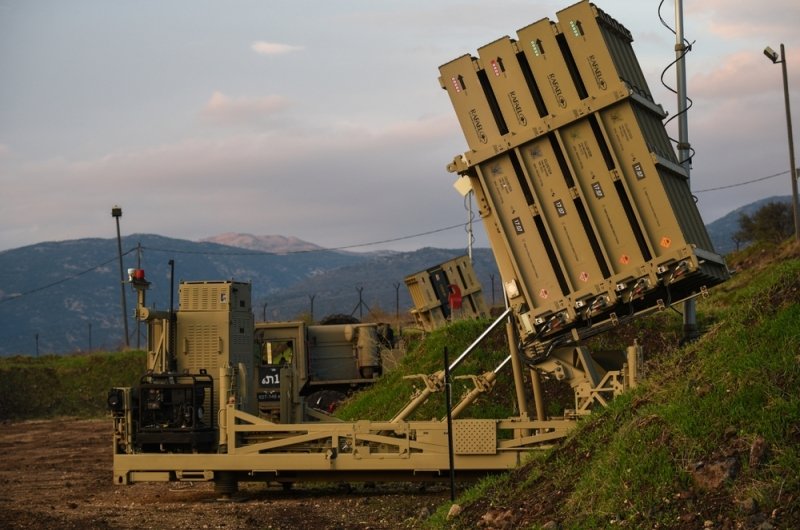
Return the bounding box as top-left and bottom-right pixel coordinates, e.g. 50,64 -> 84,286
109,1 -> 727,495
253,318 -> 398,423
405,254 -> 489,331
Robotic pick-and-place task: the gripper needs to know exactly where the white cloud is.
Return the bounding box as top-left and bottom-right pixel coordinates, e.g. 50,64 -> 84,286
251,41 -> 304,56
200,91 -> 290,126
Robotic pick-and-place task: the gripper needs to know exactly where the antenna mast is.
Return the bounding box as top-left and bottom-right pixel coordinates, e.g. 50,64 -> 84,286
674,0 -> 698,341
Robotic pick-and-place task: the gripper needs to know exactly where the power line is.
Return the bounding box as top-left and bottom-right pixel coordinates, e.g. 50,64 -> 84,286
694,170 -> 789,193
0,221 -> 473,303
142,222 -> 471,256
0,248 -> 137,305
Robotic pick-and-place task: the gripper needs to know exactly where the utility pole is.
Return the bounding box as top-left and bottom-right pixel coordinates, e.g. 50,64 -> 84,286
351,287 -> 370,320
112,205 -> 130,348
764,44 -> 800,241
136,243 -> 142,349
673,0 -> 698,343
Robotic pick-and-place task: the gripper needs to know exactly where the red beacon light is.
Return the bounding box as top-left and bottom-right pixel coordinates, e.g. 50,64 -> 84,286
128,268 -> 147,286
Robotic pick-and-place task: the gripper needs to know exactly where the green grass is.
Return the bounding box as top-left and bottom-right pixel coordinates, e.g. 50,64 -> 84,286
426,246 -> 800,529
336,318 -> 518,422
0,350 -> 146,420
2,243 -> 797,528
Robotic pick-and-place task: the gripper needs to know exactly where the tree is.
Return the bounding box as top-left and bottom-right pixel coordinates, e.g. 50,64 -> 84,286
733,201 -> 793,245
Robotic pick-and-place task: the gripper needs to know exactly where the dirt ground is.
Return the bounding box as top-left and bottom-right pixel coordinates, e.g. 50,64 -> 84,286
0,418 -> 453,529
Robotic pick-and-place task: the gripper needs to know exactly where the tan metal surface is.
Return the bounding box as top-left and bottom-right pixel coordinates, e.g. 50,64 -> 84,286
404,255 -> 488,331
176,281 -> 256,420
110,1 -> 725,491
440,0 -> 728,346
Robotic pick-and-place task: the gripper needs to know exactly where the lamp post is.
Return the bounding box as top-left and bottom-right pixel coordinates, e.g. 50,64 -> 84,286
764,44 -> 800,242
112,205 -> 130,348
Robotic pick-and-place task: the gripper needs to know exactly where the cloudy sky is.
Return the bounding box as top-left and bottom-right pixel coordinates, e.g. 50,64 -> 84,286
1,0 -> 798,253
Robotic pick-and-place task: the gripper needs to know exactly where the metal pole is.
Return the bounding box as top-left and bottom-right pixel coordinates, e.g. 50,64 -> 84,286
136,243 -> 141,349
112,206 -> 130,348
394,282 -> 401,324
449,306 -> 511,371
467,190 -> 474,262
168,259 -> 176,371
779,44 -> 800,241
674,0 -> 697,342
504,295 -> 530,422
529,368 -> 546,421
443,346 -> 456,502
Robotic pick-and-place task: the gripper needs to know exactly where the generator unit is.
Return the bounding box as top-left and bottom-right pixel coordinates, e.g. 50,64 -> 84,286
176,281 -> 256,419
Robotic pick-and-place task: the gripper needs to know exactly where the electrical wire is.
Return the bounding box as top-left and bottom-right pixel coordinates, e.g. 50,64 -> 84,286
657,0 -> 696,168
655,3 -> 790,202
693,170 -> 789,193
464,191 -> 476,255
0,248 -> 137,305
142,221 -> 473,256
0,220 -> 479,304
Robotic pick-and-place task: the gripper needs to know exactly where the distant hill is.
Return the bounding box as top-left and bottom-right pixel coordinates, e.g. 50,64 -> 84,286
262,247 -> 501,321
0,235 -> 493,355
705,195 -> 792,255
0,234 -> 367,355
200,233 -> 324,254
1,194 -> 790,356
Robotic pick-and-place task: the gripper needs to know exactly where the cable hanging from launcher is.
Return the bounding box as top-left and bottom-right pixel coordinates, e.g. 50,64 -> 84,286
657,0 -> 696,171
463,190 -> 476,256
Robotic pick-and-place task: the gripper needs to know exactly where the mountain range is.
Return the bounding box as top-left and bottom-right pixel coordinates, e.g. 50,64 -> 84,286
0,196 -> 790,355
0,235 -> 499,355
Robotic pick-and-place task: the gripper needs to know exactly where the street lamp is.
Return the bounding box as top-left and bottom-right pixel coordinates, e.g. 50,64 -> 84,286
112,205 -> 130,348
764,44 -> 800,242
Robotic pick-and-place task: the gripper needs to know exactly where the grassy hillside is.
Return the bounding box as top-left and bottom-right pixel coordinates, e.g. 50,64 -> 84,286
1,240 -> 796,527
0,350 -> 146,420
417,240 -> 799,529
336,319 -> 519,422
